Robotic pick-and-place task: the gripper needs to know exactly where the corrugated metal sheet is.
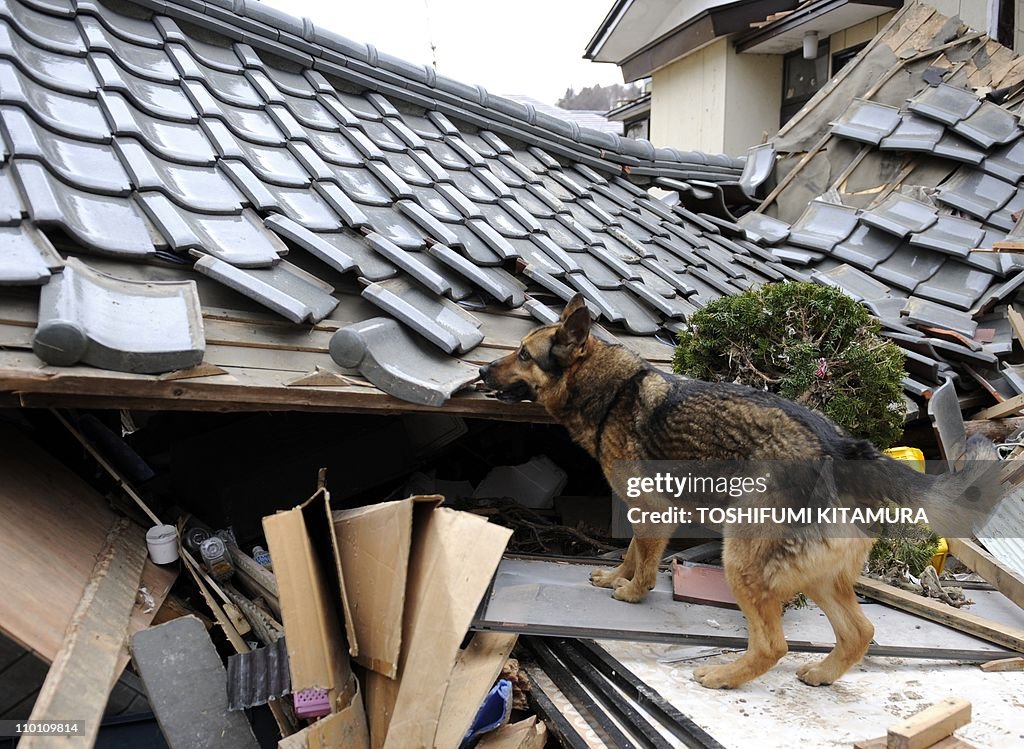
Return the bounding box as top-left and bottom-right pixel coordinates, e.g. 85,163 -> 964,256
978,486 -> 1024,576
226,637 -> 291,711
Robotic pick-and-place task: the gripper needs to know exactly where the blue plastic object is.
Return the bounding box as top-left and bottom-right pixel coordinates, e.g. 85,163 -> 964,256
461,679 -> 513,748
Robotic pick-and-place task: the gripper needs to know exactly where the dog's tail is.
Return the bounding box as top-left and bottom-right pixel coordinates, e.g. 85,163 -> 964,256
838,434 -> 1003,536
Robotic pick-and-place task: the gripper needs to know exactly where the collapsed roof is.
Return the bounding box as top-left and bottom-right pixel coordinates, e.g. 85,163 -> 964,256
0,0 -> 1022,430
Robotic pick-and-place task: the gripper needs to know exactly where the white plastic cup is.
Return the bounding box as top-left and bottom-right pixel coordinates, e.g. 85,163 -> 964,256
147,524 -> 179,565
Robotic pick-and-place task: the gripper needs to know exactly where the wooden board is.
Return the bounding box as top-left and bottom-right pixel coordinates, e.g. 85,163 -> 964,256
979,656 -> 1024,672
855,577 -> 1024,653
434,632 -> 519,749
887,696 -> 971,749
22,519 -> 147,749
946,538 -> 1024,611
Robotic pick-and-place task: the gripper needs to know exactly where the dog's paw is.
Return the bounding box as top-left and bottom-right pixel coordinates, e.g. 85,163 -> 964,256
611,581 -> 646,603
692,664 -> 740,689
795,661 -> 836,687
589,568 -> 618,588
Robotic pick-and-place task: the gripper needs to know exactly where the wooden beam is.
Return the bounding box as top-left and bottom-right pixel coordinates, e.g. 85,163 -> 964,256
434,632 -> 519,749
973,392 -> 1024,420
856,577 -> 1024,653
980,656 -> 1024,672
886,696 -> 971,749
945,538 -> 1024,611
964,416 -> 1024,442
22,519 -> 147,749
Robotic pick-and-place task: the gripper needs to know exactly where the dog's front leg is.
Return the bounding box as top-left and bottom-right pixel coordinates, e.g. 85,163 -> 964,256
590,536 -> 638,588
611,537 -> 668,603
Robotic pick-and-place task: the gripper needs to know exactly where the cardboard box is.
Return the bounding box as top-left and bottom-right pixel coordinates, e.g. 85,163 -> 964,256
278,675 -> 369,749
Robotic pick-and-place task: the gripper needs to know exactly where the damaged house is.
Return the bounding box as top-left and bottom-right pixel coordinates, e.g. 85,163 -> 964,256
0,0 -> 1023,746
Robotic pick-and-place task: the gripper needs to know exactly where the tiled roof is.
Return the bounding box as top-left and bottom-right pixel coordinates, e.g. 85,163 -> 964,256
0,0 -> 772,413
1,0 -> 1020,419
503,96 -> 624,136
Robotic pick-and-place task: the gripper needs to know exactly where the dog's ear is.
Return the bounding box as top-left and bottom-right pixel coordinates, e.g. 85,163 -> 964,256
553,295 -> 592,358
559,293 -> 587,323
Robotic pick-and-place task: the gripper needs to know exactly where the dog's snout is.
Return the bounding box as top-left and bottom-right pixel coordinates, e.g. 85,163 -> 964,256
479,364 -> 490,380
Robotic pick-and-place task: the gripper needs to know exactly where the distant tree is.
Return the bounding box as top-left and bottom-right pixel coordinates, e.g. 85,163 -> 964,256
557,83 -> 642,111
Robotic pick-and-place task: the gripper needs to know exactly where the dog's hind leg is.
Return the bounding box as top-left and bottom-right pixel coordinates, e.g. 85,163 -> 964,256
797,580 -> 873,686
694,556 -> 788,689
591,536 -> 638,589
611,537 -> 668,602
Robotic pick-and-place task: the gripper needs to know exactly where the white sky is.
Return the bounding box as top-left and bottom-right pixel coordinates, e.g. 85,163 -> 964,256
259,0 -> 625,105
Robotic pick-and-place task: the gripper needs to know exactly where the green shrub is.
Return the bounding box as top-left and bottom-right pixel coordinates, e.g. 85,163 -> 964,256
673,282 -> 906,448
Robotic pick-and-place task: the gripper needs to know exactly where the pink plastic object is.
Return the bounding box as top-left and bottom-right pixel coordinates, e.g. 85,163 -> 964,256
293,687 -> 331,719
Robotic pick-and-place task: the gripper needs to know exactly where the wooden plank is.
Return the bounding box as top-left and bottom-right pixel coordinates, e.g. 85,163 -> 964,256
886,696 -> 971,749
1007,307 -> 1024,347
855,577 -> 1024,653
973,392 -> 1024,420
979,656 -> 1024,672
434,632 -> 519,749
21,519 -> 147,749
945,538 -> 1024,610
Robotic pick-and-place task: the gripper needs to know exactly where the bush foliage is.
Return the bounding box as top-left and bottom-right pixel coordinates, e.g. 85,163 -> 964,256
673,282 -> 906,448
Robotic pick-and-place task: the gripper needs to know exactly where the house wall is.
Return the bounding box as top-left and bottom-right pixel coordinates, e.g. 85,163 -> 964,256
649,38 -> 781,156
829,11 -> 897,59
922,0 -> 989,33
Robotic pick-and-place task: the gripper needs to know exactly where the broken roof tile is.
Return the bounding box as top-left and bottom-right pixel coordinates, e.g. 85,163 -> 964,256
34,257 -> 204,372
329,317 -> 478,406
736,212 -> 789,245
870,244 -> 945,291
193,254 -> 337,323
361,276 -> 482,354
810,263 -> 891,302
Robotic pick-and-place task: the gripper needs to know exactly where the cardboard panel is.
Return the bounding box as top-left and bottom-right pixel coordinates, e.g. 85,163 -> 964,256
332,495 -> 442,678
263,489 -> 352,708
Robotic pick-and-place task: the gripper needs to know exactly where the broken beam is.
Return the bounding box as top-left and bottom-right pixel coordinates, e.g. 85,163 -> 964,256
855,577 -> 1024,653
945,538 -> 1024,611
887,696 -> 971,749
22,519 -> 147,749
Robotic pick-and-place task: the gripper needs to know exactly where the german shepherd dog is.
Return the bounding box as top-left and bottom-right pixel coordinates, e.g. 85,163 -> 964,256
480,294 -> 999,689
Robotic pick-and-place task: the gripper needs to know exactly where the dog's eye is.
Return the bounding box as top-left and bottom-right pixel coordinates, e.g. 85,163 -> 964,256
517,348 -> 532,362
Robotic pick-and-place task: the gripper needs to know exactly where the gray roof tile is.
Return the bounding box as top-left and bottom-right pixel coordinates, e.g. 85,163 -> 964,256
76,0 -> 162,47
830,99 -> 901,145
907,83 -> 981,126
193,253 -> 336,323
1,104 -> 129,194
34,256 -> 204,372
15,158 -> 157,257
329,317 -> 478,407
0,166 -> 23,224
261,182 -> 341,230
811,263 -> 891,301
787,200 -> 859,252
870,244 -> 945,292
570,251 -> 622,289
364,231 -> 448,294
115,137 -> 243,212
91,51 -> 193,119
139,194 -> 284,266
936,167 -> 1016,221
0,17 -> 95,94
264,214 -> 356,275
78,16 -> 179,82
914,261 -> 994,310
0,60 -> 109,140
950,101 -> 1021,149
902,296 -> 977,337
860,194 -> 938,238
0,222 -> 61,284
981,137 -> 1024,182
99,90 -> 215,163
425,242 -> 525,307
878,112 -> 944,153
831,224 -> 901,270
908,213 -> 985,257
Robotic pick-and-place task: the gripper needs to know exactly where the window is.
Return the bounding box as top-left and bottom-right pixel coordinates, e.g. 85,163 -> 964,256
780,39 -> 829,126
832,42 -> 868,75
